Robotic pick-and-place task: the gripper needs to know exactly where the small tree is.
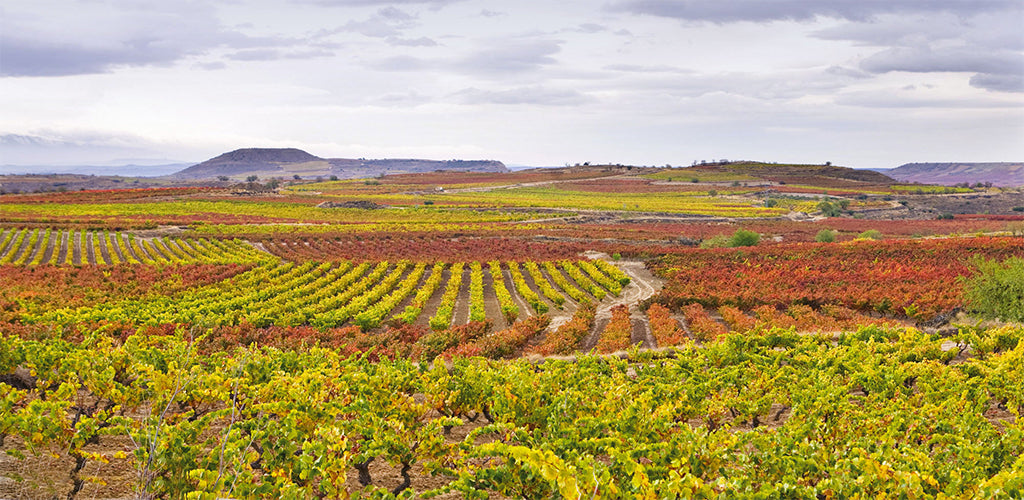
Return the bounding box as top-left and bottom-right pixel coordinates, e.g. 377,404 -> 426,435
963,257 -> 1024,322
818,201 -> 841,217
815,229 -> 837,243
246,175 -> 259,182
728,229 -> 760,247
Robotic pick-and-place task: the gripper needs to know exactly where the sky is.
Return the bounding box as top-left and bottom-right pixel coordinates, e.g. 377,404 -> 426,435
1,0 -> 1023,170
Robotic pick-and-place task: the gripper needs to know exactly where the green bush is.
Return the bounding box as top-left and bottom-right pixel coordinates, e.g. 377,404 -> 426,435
699,235 -> 730,249
728,229 -> 760,247
857,229 -> 883,240
815,229 -> 836,243
963,257 -> 1024,322
818,201 -> 841,217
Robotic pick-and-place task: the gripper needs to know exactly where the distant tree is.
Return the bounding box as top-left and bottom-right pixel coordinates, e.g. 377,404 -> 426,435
815,229 -> 837,243
293,174 -> 302,180
217,175 -> 229,181
246,175 -> 259,182
329,175 -> 339,181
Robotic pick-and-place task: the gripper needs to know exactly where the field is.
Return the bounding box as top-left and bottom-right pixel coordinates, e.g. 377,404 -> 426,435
1,165 -> 1022,498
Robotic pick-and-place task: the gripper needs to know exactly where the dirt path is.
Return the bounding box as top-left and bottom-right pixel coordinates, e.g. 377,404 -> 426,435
85,232 -> 97,265
55,231 -> 69,265
577,252 -> 665,352
71,231 -> 82,266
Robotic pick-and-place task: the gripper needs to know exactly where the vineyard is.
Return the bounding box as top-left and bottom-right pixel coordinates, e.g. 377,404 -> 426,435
24,257 -> 629,333
0,326 -> 1021,498
1,166 -> 1023,498
0,228 -> 264,266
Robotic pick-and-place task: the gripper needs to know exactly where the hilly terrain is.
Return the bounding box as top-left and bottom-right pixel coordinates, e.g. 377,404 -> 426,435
882,162 -> 1024,187
172,148 -> 507,180
648,161 -> 899,189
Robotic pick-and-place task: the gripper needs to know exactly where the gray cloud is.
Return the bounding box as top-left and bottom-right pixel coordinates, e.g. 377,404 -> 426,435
576,23 -> 608,34
225,48 -> 335,62
825,66 -> 870,79
227,49 -> 283,61
610,0 -> 1020,23
299,0 -> 463,5
835,89 -> 1024,108
452,86 -> 593,106
605,64 -> 691,74
970,73 -> 1024,93
453,39 -> 563,75
860,47 -> 1019,75
331,6 -> 419,38
479,9 -> 505,18
860,47 -> 1024,93
387,36 -> 439,47
1,3 -> 307,77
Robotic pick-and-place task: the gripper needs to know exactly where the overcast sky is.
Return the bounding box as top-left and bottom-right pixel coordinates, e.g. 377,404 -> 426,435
1,0 -> 1022,169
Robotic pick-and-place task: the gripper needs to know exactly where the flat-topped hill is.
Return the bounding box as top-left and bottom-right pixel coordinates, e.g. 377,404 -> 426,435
171,148 -> 507,180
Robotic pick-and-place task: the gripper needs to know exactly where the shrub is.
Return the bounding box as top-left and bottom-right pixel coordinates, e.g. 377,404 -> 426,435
699,235 -> 730,249
728,229 -> 760,247
963,257 -> 1024,322
857,229 -> 883,240
815,229 -> 837,243
818,201 -> 841,217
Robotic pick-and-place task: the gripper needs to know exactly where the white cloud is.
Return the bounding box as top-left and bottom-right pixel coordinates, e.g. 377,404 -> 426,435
451,86 -> 594,106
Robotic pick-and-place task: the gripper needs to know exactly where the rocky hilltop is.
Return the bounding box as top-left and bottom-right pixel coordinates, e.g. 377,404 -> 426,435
884,163 -> 1024,187
172,148 -> 507,180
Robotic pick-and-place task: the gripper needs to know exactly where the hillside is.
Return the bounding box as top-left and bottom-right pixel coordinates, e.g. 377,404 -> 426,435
172,148 -> 507,180
649,161 -> 898,189
885,163 -> 1024,187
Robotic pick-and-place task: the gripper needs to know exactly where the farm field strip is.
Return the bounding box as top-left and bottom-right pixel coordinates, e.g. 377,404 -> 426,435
651,236 -> 1024,321
261,235 -> 593,262
6,324 -> 1018,498
0,228 -> 268,266
424,185 -> 788,216
26,259 -> 628,331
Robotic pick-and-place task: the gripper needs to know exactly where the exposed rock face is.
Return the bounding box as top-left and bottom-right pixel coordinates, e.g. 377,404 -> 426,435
886,163 -> 1024,187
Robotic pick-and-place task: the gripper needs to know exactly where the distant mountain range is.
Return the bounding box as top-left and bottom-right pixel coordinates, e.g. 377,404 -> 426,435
0,163 -> 190,177
877,163 -> 1024,187
171,148 -> 508,180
